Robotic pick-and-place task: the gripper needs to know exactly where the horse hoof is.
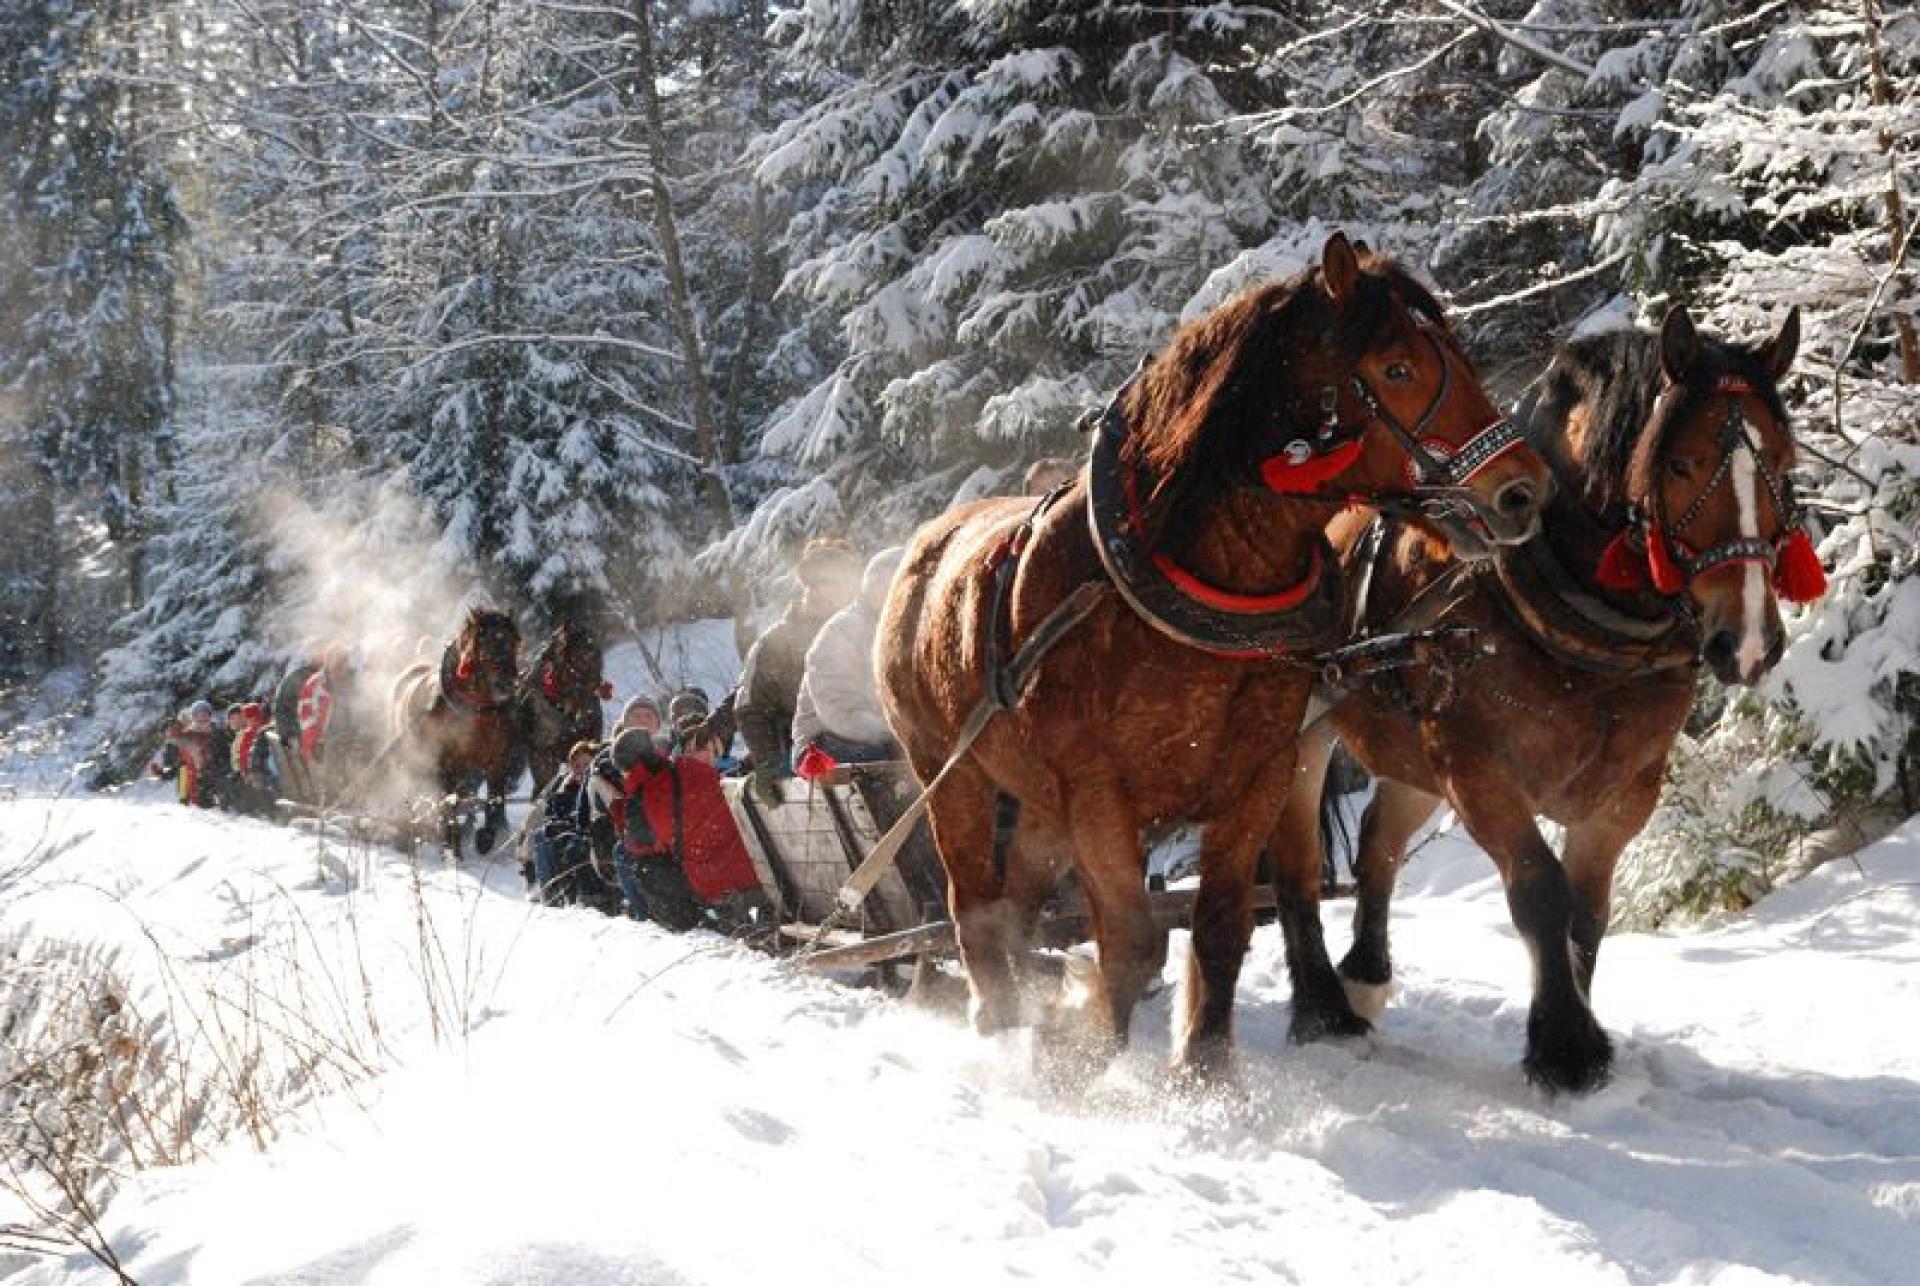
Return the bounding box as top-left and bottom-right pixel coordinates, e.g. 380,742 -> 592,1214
1172,1035 -> 1237,1086
1289,1003 -> 1373,1045
969,990 -> 1022,1037
1524,1011 -> 1614,1095
474,826 -> 499,855
1339,974 -> 1395,1023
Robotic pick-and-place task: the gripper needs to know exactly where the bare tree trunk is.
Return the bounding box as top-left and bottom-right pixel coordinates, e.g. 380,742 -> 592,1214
632,0 -> 733,530
630,0 -> 750,649
1865,0 -> 1920,383
719,180 -> 774,464
118,436 -> 145,609
718,0 -> 772,464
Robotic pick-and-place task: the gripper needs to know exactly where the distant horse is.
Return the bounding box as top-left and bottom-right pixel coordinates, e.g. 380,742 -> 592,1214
876,233 -> 1552,1076
1266,304 -> 1818,1092
391,606 -> 523,855
515,619 -> 607,791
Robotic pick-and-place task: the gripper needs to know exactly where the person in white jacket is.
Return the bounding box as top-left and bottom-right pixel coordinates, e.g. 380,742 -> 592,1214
791,547 -> 905,777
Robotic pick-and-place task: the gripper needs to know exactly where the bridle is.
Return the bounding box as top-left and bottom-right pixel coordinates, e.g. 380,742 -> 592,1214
1261,313 -> 1527,535
1597,374 -> 1824,605
439,630 -> 518,715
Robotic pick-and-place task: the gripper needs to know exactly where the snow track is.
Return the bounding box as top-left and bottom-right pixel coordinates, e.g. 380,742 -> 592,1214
2,792 -> 1916,1284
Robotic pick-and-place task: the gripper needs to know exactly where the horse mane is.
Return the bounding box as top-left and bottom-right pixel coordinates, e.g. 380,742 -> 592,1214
1119,252 -> 1450,550
1528,326 -> 1790,518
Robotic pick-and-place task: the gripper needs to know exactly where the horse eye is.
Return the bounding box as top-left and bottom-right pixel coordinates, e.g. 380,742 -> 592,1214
1666,458 -> 1694,479
1384,361 -> 1414,383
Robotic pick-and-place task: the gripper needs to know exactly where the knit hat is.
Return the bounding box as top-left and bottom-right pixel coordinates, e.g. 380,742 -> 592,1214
667,688 -> 710,723
620,695 -> 662,728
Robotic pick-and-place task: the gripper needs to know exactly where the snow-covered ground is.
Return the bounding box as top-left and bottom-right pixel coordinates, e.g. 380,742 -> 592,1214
1,777 -> 1917,1284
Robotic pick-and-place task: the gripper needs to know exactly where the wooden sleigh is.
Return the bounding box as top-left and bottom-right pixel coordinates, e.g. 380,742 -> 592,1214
722,761 -> 1357,978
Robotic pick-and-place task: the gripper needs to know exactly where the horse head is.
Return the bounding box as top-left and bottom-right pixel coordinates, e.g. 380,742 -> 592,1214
1121,231 -> 1551,561
550,619 -> 605,699
453,607 -> 522,708
1573,305 -> 1813,686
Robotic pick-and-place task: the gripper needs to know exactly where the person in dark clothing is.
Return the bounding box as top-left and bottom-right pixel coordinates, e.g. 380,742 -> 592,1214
528,740 -> 598,907
153,701 -> 218,807
226,702 -> 278,815
734,539 -> 861,807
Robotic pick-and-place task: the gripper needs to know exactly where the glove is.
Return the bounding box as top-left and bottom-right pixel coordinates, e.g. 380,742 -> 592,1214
795,743 -> 838,782
751,762 -> 785,810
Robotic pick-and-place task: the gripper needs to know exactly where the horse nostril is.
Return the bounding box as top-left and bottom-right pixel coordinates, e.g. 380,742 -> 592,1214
1704,630 -> 1737,673
1495,479 -> 1538,519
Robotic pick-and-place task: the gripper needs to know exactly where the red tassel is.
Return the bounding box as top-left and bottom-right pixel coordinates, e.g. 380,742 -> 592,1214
795,743 -> 839,782
597,680 -> 614,700
1645,522 -> 1687,596
456,656 -> 474,682
1594,531 -> 1649,591
1773,527 -> 1828,603
541,667 -> 560,699
1260,437 -> 1366,494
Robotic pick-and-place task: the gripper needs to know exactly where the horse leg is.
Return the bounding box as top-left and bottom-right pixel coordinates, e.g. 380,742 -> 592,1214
925,766 -> 1024,1036
1559,781 -> 1659,997
440,765 -> 464,860
1177,823 -> 1271,1077
1446,779 -> 1611,1094
1062,779 -> 1161,1057
476,765 -> 506,855
1337,778 -> 1441,1021
1258,730 -> 1369,1048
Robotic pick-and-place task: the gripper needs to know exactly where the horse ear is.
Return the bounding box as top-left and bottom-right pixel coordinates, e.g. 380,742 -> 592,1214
1659,304 -> 1699,383
1351,238 -> 1373,257
1322,232 -> 1361,309
1761,305 -> 1800,380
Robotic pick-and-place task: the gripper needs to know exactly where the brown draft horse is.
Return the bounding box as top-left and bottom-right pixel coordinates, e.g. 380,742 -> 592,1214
514,619 -> 607,791
1268,304 -> 1815,1093
877,233 -> 1553,1077
391,605 -> 523,855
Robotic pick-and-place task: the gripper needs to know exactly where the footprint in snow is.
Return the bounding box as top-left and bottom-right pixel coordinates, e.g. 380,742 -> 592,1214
725,1107 -> 796,1146
692,1028 -> 747,1065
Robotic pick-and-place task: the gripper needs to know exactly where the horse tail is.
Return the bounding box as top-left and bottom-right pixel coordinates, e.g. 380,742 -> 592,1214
390,663 -> 432,738
1317,744 -> 1365,888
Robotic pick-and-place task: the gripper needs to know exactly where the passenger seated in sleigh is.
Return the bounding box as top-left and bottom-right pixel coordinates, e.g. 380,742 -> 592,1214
601,728 -> 773,936
790,548 -> 906,783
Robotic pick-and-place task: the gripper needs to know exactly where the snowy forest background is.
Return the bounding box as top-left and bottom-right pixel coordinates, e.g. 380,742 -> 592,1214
1,0 -> 1916,919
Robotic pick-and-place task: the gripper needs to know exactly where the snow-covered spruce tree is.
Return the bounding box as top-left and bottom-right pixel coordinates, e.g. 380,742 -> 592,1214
744,1 -> 1313,576
91,365 -> 283,778
230,0 -> 703,626
1485,0 -> 1920,923
0,0 -> 182,638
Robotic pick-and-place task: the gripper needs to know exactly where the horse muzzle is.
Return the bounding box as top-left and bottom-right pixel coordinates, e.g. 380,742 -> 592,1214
1413,475 -> 1547,561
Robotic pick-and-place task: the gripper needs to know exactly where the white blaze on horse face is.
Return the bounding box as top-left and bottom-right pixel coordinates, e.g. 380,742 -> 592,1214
1731,437 -> 1769,681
